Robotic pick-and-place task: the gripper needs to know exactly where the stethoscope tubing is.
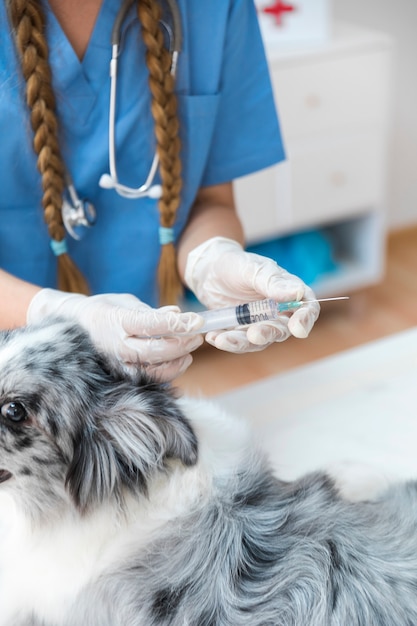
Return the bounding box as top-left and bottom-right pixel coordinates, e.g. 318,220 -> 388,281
62,0 -> 182,237
105,38 -> 161,199
101,0 -> 182,199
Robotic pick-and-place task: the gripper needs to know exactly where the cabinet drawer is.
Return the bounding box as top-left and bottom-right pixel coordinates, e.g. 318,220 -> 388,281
271,50 -> 391,140
234,162 -> 291,242
289,133 -> 386,228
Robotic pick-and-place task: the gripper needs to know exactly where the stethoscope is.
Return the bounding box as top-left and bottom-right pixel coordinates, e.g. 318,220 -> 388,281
62,0 -> 182,240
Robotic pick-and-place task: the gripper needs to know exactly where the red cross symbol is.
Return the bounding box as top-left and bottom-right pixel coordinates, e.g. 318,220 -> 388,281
261,1 -> 297,27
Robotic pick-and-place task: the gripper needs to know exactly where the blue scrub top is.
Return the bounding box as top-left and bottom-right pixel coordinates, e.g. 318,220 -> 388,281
0,0 -> 285,306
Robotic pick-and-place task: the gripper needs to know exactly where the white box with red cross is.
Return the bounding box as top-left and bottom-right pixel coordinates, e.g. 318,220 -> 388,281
255,0 -> 331,46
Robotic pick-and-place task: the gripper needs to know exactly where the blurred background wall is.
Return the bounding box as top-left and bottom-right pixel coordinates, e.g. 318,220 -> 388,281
334,0 -> 417,230
231,1 -> 417,303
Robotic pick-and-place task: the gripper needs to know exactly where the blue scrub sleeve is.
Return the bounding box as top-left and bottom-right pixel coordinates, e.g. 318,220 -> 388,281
201,0 -> 285,186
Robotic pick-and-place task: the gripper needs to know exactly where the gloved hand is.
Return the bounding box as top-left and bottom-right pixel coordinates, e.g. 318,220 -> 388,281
184,236 -> 320,353
27,289 -> 204,381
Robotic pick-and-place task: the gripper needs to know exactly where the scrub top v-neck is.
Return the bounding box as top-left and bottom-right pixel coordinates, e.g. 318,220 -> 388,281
0,0 -> 285,306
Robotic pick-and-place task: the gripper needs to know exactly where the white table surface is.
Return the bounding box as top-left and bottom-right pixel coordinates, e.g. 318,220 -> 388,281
216,328 -> 417,499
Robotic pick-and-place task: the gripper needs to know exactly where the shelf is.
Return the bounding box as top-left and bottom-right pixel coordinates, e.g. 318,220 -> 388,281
180,211 -> 385,313
311,211 -> 386,296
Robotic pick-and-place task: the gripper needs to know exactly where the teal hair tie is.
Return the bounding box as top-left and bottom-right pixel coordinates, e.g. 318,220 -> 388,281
159,226 -> 174,246
50,239 -> 68,257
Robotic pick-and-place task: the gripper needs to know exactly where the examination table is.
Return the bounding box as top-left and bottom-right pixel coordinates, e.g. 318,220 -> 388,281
216,327 -> 417,500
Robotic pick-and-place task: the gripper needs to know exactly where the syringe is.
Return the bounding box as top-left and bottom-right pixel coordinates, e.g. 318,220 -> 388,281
197,297 -> 349,333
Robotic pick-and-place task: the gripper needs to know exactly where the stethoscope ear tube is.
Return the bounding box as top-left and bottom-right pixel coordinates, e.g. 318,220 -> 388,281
164,0 -> 183,52
111,0 -> 135,46
111,0 -> 182,52
62,179 -> 97,240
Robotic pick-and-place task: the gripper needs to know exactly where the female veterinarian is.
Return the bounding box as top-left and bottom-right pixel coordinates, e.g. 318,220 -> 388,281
0,0 -> 319,380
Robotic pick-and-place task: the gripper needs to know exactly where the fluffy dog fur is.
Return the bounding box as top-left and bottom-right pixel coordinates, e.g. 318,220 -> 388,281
1,319 -> 417,625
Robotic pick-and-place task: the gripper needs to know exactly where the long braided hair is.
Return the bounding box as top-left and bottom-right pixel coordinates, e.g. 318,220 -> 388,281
6,0 -> 183,304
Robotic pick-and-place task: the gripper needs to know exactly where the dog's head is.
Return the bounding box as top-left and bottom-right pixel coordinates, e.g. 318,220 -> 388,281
0,318 -> 197,521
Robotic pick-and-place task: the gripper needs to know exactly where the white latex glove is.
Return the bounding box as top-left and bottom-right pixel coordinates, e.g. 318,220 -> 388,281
184,236 -> 320,353
27,289 -> 204,381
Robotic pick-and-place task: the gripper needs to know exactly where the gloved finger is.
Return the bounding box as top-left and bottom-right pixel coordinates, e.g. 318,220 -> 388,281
246,255 -> 306,302
92,292 -> 151,309
287,300 -> 321,338
246,318 -> 291,345
124,333 -> 204,365
122,309 -> 204,337
205,329 -> 272,354
141,354 -> 194,382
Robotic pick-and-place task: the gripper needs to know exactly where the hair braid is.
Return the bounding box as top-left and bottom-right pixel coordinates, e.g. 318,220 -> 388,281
6,0 -> 89,294
138,0 -> 183,305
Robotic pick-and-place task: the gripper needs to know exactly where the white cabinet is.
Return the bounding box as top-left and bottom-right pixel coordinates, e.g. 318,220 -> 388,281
234,22 -> 393,296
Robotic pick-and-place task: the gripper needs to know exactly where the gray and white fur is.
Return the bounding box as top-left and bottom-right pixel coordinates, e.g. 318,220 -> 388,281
1,319 -> 417,626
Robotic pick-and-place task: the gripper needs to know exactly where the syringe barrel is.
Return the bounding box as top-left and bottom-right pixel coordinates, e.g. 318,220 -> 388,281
199,298 -> 278,333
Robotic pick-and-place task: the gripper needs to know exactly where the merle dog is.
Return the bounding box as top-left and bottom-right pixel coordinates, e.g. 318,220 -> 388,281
1,318 -> 417,625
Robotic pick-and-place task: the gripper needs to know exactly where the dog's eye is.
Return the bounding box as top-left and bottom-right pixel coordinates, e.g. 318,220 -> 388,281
1,402 -> 27,423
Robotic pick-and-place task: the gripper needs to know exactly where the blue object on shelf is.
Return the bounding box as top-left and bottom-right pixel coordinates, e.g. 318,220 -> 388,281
246,229 -> 338,286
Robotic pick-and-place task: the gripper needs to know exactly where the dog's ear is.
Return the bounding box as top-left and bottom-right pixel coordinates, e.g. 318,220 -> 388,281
65,377 -> 198,513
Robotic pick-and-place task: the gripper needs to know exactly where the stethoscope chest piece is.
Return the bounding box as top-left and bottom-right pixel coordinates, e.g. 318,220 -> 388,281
62,196 -> 96,241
